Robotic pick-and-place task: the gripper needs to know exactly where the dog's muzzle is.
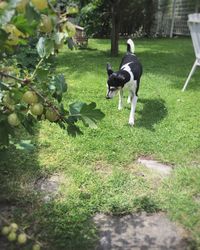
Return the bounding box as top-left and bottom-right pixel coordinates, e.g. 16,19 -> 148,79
106,95 -> 111,99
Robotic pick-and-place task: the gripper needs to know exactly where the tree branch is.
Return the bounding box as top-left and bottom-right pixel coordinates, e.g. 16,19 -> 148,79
0,72 -> 24,82
47,0 -> 59,16
0,215 -> 42,247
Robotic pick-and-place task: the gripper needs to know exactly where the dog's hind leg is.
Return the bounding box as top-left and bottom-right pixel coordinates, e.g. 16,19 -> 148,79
118,89 -> 123,110
129,94 -> 138,126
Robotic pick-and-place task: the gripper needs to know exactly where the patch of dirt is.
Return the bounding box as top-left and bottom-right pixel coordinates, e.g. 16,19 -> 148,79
94,161 -> 113,178
93,212 -> 194,250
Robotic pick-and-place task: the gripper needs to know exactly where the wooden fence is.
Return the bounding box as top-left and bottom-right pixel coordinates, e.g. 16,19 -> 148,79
152,0 -> 200,37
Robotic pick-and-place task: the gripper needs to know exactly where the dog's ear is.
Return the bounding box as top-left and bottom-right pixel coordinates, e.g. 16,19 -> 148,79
107,63 -> 113,76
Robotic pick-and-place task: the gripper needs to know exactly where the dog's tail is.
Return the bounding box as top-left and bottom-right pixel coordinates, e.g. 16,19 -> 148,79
127,39 -> 135,53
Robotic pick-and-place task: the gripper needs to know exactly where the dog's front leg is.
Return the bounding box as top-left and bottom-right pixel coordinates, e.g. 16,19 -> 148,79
118,89 -> 123,110
129,94 -> 138,126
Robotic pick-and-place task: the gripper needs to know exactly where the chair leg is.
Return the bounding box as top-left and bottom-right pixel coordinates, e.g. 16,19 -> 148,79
182,59 -> 198,91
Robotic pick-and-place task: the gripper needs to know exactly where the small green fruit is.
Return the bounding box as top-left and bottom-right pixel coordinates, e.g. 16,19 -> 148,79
45,108 -> 58,122
32,244 -> 41,250
17,233 -> 27,244
10,223 -> 18,232
7,232 -> 16,241
1,226 -> 10,235
2,94 -> 15,110
8,113 -> 20,126
2,94 -> 14,106
30,103 -> 44,116
40,14 -> 53,33
22,91 -> 38,104
31,0 -> 48,10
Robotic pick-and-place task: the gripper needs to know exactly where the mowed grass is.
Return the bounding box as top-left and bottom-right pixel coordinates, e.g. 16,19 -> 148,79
0,38 -> 200,249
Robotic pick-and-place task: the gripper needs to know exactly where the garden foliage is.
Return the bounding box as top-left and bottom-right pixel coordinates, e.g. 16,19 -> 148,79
0,0 -> 105,149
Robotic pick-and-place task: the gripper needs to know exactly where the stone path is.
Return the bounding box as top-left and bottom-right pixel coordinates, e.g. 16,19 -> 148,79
93,212 -> 192,250
34,174 -> 63,202
137,157 -> 173,177
93,157 -> 194,250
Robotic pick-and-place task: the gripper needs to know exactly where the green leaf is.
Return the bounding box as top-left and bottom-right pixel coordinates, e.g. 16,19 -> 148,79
0,0 -> 21,25
37,37 -> 54,58
66,38 -> 76,50
36,68 -> 49,81
50,74 -> 67,102
44,38 -> 55,57
0,28 -> 9,48
25,3 -> 40,23
0,121 -> 9,146
67,123 -> 83,137
20,113 -> 37,135
0,114 -> 7,123
69,102 -> 105,129
0,9 -> 15,25
36,37 -> 46,58
80,102 -> 105,128
67,6 -> 79,15
0,81 -> 11,91
53,32 -> 67,45
59,103 -> 69,117
12,14 -> 37,36
9,0 -> 21,8
14,140 -> 35,151
69,101 -> 84,115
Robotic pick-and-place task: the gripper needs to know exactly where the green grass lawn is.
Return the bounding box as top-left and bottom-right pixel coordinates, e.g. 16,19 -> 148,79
0,38 -> 200,249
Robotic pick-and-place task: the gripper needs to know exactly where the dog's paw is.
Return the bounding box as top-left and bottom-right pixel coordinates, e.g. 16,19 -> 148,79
129,120 -> 135,126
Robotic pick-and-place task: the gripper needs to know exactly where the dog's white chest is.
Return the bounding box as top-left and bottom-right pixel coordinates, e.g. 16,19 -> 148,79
121,63 -> 136,92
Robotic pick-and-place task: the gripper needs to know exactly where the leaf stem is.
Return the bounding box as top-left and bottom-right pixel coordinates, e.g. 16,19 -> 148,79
31,58 -> 44,81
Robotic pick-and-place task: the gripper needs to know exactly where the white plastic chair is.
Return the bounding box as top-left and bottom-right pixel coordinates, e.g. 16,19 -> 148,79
182,13 -> 200,91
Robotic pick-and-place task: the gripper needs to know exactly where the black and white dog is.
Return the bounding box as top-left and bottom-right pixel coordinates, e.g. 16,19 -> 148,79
106,39 -> 142,126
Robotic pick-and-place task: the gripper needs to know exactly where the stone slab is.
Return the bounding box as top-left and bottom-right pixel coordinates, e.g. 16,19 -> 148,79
93,212 -> 191,250
138,157 -> 172,176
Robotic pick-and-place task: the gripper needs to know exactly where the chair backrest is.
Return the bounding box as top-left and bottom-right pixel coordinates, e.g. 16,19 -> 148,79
188,13 -> 200,60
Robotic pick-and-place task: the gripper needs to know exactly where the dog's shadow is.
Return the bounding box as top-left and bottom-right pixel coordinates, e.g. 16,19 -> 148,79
135,98 -> 168,131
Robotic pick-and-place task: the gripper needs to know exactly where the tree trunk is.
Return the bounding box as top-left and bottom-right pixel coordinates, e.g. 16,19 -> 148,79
111,4 -> 120,56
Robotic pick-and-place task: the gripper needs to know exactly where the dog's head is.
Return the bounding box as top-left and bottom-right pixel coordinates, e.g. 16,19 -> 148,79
106,63 -> 125,99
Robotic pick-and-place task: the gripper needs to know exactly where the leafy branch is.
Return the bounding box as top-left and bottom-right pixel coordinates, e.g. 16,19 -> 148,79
0,0 -> 105,147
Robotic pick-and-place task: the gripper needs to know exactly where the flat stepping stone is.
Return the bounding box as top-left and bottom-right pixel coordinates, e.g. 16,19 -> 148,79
93,212 -> 191,250
35,174 -> 63,202
194,194 -> 200,203
138,157 -> 172,176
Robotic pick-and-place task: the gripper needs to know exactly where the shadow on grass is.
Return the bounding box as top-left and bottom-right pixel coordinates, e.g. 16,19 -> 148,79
136,98 -> 168,131
171,66 -> 200,92
0,144 -> 97,250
